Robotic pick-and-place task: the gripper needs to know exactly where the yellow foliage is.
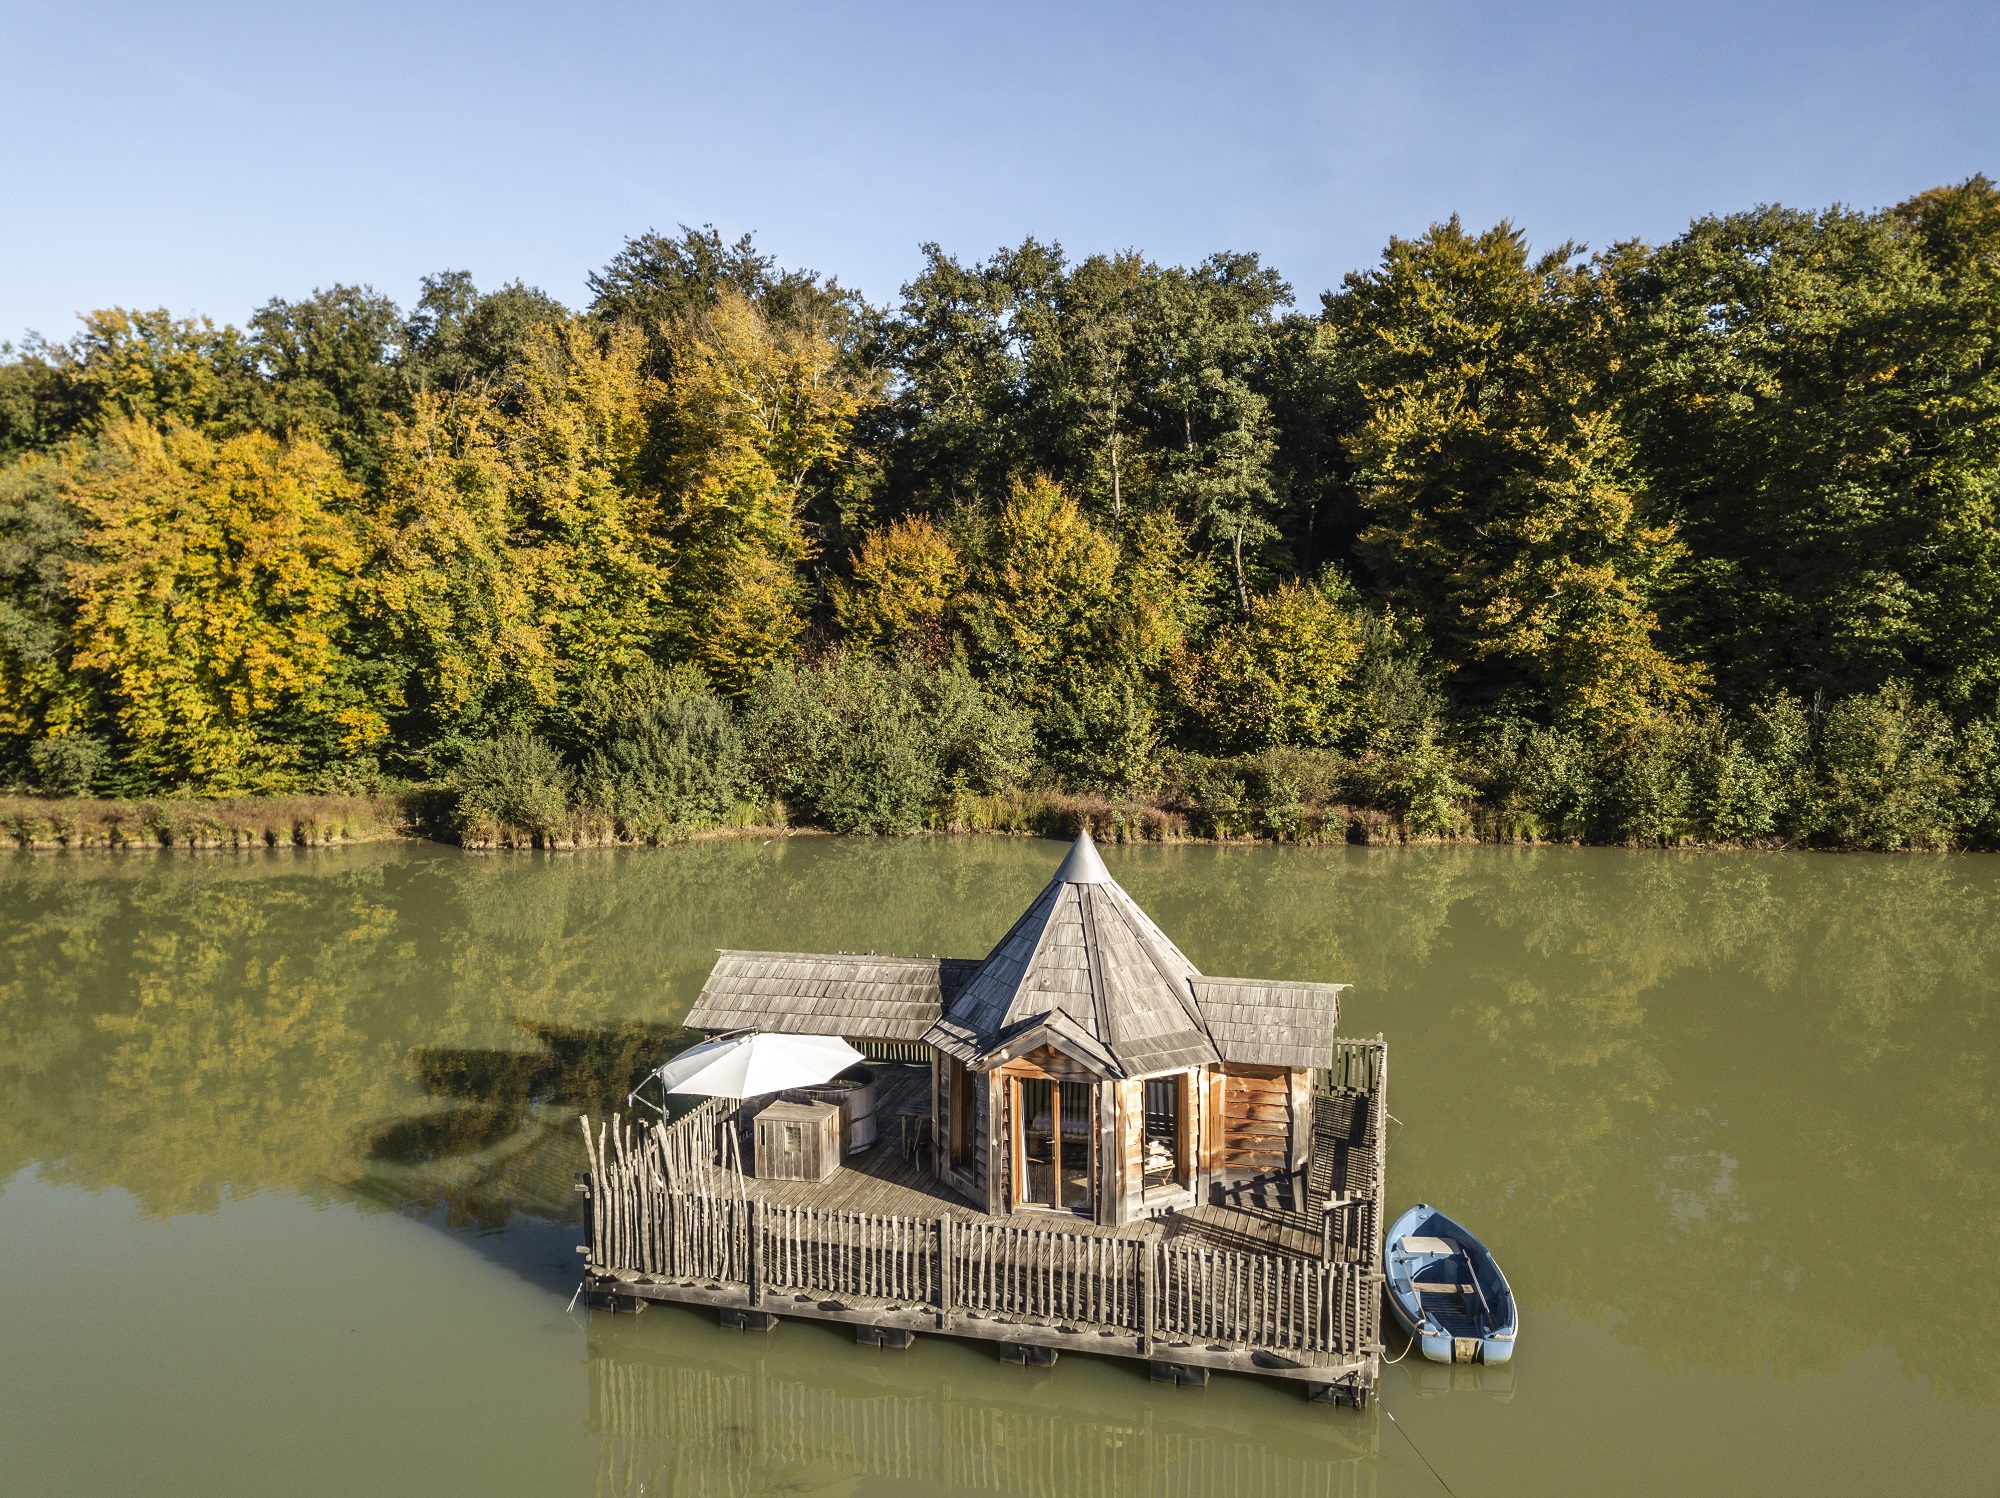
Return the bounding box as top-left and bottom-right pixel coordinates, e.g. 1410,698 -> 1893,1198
370,319 -> 672,728
973,476 -> 1120,695
655,291 -> 865,691
504,320 -> 670,696
834,515 -> 964,649
64,419 -> 381,789
1178,578 -> 1365,750
370,387 -> 556,729
1113,510 -> 1217,670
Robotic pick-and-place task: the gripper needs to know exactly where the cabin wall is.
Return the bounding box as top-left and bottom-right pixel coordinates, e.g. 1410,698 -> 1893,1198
930,1055 -> 989,1205
1208,1062 -> 1310,1211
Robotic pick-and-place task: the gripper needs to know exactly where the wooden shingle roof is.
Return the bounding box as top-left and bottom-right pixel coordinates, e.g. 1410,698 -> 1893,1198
691,833 -> 1349,1076
1189,976 -> 1345,1068
686,951 -> 977,1042
924,833 -> 1220,1077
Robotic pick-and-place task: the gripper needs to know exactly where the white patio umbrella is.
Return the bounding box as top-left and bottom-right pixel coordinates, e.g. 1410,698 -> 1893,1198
639,1031 -> 864,1102
629,1031 -> 866,1190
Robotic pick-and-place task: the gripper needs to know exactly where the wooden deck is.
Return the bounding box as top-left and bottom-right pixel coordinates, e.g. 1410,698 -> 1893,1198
580,1039 -> 1388,1405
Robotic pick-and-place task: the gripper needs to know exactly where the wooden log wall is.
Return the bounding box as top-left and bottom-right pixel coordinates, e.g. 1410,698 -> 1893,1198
1219,1066 -> 1293,1175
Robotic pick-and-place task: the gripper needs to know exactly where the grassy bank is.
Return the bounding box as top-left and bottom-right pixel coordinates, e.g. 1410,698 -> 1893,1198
0,794 -> 426,850
0,785 -> 1747,853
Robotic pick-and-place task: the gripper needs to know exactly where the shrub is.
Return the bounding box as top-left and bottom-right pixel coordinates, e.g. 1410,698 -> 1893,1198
1038,668 -> 1160,794
1811,683 -> 1960,849
577,692 -> 747,838
452,732 -> 571,836
743,651 -> 1032,834
28,733 -> 111,797
1177,574 -> 1365,752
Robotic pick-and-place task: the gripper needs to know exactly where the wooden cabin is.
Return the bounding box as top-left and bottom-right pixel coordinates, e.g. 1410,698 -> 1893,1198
687,831 -> 1346,1228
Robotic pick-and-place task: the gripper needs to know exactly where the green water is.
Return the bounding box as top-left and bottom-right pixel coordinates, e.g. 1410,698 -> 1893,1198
1,838 -> 1996,1497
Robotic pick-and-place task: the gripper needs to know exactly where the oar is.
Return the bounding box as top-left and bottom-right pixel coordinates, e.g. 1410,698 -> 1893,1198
1460,1247 -> 1496,1331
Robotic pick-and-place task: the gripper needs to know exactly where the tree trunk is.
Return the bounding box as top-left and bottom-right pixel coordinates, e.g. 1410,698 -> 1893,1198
1110,428 -> 1123,545
1232,521 -> 1250,617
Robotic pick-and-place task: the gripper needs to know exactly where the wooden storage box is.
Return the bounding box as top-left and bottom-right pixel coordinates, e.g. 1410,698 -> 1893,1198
753,1099 -> 842,1183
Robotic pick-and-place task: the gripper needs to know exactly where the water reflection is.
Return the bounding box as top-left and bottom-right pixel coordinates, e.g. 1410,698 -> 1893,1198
584,1318 -> 1379,1498
1,840 -> 1996,1410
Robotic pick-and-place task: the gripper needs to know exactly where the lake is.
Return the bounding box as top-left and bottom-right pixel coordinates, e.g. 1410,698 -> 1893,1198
1,837 -> 1996,1497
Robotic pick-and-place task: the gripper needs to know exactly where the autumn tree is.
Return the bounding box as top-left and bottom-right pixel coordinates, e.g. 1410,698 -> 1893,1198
1177,573 -> 1366,752
62,419 -> 383,789
1329,217 -> 1700,727
647,290 -> 871,692
833,515 -> 964,655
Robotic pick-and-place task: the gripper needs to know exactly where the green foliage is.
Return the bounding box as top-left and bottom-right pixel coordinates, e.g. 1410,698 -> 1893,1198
588,224 -> 860,346
1810,684 -> 1961,850
250,284 -> 406,483
452,731 -> 572,836
743,652 -> 1032,834
1618,181 -> 2000,716
401,271 -> 568,395
0,451 -> 86,768
577,692 -> 746,840
1037,666 -> 1159,794
1330,217 -> 1700,727
9,185 -> 2000,849
27,733 -> 110,796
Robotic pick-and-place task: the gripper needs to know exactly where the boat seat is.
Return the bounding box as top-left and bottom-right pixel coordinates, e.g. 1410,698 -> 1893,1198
1399,1235 -> 1458,1256
1410,1281 -> 1474,1295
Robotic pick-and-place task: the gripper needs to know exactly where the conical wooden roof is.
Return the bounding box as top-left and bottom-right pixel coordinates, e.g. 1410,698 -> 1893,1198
924,830 -> 1221,1077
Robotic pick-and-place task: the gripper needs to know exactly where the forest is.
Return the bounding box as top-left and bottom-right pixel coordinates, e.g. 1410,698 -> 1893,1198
3,176 -> 1999,849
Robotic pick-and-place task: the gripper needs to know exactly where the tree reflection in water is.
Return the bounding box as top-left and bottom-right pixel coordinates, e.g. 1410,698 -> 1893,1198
0,839 -> 1995,1404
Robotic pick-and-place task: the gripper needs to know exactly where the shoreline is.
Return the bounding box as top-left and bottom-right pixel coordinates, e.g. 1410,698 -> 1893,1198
3,791 -> 1987,855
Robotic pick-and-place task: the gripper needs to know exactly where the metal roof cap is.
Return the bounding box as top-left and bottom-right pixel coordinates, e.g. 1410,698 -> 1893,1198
1051,828 -> 1112,885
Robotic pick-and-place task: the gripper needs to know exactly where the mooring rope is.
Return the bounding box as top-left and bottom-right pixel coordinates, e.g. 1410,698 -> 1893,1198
1384,1406 -> 1460,1498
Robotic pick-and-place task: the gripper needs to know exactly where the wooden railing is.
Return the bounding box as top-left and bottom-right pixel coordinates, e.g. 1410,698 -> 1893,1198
949,1220 -> 1143,1330
1156,1242 -> 1375,1356
582,1111 -> 1380,1365
1312,1036 -> 1387,1272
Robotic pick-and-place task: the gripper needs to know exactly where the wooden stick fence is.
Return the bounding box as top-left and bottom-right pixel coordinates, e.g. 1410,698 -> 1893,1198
582,1108 -> 1381,1363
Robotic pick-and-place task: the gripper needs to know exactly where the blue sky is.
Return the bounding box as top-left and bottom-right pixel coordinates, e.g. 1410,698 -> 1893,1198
2,0 -> 1994,338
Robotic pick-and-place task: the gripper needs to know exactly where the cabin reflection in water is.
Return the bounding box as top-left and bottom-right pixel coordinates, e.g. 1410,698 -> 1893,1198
586,1324 -> 1379,1498
584,831 -> 1389,1402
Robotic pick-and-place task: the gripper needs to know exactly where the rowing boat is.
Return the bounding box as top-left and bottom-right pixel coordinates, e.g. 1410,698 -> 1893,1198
1384,1203 -> 1517,1364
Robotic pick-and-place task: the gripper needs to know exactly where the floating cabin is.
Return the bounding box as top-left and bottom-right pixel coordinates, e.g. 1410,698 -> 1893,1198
580,831 -> 1390,1405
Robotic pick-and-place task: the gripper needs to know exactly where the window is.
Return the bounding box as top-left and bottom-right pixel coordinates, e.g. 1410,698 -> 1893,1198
949,1058 -> 976,1170
783,1122 -> 803,1152
1143,1074 -> 1189,1191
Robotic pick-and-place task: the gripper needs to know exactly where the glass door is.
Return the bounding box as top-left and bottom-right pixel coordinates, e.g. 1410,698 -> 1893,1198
1014,1077 -> 1094,1215
1018,1078 -> 1055,1206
